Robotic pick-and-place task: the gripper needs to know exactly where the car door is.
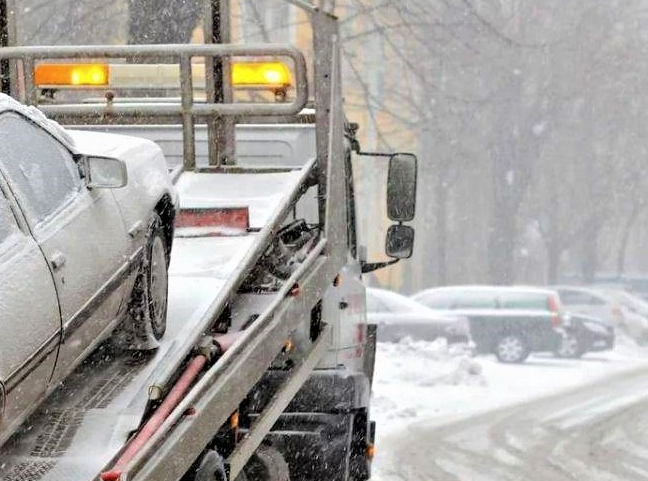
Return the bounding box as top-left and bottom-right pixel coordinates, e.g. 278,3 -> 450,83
0,183 -> 60,441
0,112 -> 130,385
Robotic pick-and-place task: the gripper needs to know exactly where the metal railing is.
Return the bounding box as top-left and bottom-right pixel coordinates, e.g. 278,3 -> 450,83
0,43 -> 308,169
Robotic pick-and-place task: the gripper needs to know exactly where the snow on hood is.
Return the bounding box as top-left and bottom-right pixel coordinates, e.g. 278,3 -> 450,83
66,129 -> 161,160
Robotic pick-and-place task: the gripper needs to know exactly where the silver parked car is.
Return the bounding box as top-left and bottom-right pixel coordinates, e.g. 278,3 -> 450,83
366,288 -> 469,343
0,94 -> 177,445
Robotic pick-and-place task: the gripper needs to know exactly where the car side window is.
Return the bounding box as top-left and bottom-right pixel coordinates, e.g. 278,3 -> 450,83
453,293 -> 497,309
588,295 -> 607,306
559,290 -> 595,305
0,113 -> 81,225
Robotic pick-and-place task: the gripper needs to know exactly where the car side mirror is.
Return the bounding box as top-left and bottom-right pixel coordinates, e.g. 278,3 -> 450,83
386,224 -> 414,259
82,155 -> 128,189
387,153 -> 417,222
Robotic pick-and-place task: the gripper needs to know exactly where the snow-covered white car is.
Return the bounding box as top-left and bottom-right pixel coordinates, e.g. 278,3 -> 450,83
366,288 -> 469,343
0,94 -> 177,444
598,288 -> 648,344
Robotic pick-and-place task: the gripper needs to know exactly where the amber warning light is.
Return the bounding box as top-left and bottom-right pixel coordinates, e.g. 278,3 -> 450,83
34,63 -> 109,87
33,61 -> 292,90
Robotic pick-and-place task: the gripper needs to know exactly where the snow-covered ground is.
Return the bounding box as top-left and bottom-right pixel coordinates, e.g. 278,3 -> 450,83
371,335 -> 648,480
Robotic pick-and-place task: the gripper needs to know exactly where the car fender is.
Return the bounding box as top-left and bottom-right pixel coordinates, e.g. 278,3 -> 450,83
67,130 -> 177,244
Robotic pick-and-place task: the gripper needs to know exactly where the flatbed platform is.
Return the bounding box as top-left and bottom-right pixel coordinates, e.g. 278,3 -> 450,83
0,167 -> 308,481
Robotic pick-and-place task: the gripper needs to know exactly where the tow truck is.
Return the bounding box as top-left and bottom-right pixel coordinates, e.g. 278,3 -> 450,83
0,1 -> 418,480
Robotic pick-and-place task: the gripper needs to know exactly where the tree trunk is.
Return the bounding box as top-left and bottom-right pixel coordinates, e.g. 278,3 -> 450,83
488,210 -> 517,284
546,238 -> 561,284
580,220 -> 601,283
128,0 -> 203,44
434,173 -> 449,285
617,204 -> 642,277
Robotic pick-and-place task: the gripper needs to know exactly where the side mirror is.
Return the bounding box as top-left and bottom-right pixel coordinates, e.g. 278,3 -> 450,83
387,153 -> 417,222
386,224 -> 414,259
83,156 -> 128,189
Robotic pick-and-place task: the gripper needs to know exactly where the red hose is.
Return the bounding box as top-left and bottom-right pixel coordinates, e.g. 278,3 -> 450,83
100,354 -> 207,481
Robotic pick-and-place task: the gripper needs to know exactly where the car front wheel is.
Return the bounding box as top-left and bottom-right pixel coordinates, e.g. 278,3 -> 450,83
495,335 -> 530,363
127,213 -> 169,349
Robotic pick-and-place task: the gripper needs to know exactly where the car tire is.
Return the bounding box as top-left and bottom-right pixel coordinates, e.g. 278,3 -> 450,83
126,213 -> 169,350
554,333 -> 584,359
495,335 -> 530,363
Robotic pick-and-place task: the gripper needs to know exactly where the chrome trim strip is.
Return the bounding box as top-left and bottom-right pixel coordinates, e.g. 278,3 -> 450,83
5,330 -> 60,393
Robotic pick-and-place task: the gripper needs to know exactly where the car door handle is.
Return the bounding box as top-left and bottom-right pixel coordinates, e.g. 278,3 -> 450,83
50,252 -> 67,271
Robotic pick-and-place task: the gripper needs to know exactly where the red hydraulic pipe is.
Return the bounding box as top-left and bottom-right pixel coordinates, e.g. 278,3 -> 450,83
100,354 -> 208,481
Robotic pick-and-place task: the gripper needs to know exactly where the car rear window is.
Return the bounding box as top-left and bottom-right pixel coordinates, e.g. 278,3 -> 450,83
499,292 -> 548,310
558,290 -> 606,305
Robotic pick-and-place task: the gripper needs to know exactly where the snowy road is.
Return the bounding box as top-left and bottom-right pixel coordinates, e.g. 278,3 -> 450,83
371,339 -> 648,481
382,366 -> 648,480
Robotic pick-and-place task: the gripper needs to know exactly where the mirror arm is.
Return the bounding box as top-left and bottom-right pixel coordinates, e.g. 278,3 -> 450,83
356,151 -> 394,158
361,258 -> 399,274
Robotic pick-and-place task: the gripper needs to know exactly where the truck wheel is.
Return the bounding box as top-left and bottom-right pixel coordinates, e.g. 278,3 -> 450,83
126,213 -> 169,350
495,335 -> 529,363
554,333 -> 584,359
237,444 -> 290,481
194,450 -> 227,481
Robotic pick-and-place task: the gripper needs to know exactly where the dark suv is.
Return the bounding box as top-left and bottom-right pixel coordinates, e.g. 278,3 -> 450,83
412,286 -> 566,363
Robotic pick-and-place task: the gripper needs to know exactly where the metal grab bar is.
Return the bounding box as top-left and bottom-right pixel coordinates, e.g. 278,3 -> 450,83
0,43 -> 309,169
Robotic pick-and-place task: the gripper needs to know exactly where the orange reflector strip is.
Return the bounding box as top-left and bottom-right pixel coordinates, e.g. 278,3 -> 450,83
366,444 -> 375,459
176,207 -> 250,231
230,411 -> 239,429
34,63 -> 109,86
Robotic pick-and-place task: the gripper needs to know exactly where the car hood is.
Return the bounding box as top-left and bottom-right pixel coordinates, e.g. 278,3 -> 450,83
67,129 -> 162,162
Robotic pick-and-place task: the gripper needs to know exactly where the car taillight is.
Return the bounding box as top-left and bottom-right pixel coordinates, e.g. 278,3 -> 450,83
547,295 -> 562,328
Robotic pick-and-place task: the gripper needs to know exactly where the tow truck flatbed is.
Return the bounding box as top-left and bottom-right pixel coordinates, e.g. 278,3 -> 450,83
0,165 -> 314,481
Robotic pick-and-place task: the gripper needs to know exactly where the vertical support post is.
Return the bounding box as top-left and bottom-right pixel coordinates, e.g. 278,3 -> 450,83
23,56 -> 37,105
311,10 -> 335,229
311,9 -> 348,264
179,54 -> 197,170
205,0 -> 236,167
0,0 -> 10,95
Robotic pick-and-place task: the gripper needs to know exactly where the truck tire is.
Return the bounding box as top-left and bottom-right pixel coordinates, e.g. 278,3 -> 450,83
237,444 -> 290,481
194,450 -> 227,481
495,334 -> 530,363
126,213 -> 169,350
